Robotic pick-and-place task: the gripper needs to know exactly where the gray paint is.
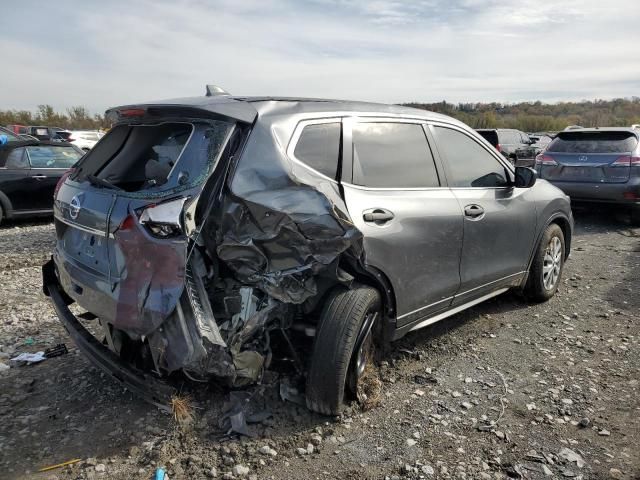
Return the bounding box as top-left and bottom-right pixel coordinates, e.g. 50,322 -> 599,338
47,95 -> 574,391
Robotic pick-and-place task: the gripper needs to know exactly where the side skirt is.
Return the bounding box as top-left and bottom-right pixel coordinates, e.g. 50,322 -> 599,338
392,287 -> 509,341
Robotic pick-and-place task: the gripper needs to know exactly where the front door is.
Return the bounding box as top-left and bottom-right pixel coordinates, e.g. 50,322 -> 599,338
430,124 -> 537,305
341,119 -> 463,326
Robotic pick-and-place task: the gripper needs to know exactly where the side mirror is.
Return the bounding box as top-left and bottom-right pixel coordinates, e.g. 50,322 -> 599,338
514,166 -> 537,188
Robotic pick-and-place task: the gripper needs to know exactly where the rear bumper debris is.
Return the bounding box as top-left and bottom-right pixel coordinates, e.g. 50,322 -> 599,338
42,259 -> 176,412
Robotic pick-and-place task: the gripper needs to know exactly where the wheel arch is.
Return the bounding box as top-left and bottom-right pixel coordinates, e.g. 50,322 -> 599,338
340,260 -> 397,341
0,190 -> 13,219
527,212 -> 572,271
550,215 -> 572,260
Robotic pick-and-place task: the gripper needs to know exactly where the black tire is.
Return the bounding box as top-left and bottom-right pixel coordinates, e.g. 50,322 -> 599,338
525,223 -> 565,302
0,204 -> 3,226
630,206 -> 640,226
306,286 -> 381,415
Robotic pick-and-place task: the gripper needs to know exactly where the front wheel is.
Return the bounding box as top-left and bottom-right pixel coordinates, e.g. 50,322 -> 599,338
525,223 -> 565,302
305,286 -> 381,415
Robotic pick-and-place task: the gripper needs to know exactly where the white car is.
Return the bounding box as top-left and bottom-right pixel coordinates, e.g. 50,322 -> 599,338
70,130 -> 104,151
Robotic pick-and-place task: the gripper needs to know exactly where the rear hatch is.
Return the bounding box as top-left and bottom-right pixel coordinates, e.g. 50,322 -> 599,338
539,130 -> 638,183
53,113 -> 236,333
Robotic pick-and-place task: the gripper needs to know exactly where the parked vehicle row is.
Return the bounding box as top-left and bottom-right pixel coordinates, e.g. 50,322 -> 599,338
5,124 -> 104,151
474,128 -> 551,167
42,88 -> 573,415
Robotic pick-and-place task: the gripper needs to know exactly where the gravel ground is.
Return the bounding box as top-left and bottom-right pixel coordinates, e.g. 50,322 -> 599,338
0,207 -> 638,480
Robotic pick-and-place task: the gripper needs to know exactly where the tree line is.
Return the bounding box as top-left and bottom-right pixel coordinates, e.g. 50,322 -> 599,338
403,97 -> 640,132
0,105 -> 109,130
2,98 -> 640,132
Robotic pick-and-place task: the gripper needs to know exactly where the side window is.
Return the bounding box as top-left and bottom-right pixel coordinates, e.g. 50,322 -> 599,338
352,122 -> 439,188
433,126 -> 509,188
4,148 -> 28,169
293,123 -> 341,179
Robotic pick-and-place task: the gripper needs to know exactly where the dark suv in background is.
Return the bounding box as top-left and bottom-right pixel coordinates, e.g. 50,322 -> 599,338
43,91 -> 573,415
476,128 -> 537,166
535,128 -> 640,223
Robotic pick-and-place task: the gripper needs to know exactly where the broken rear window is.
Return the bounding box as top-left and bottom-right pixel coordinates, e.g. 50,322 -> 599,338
73,120 -> 234,196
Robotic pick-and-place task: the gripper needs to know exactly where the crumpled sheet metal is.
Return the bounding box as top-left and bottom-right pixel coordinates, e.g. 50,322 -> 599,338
215,121 -> 363,304
112,217 -> 187,336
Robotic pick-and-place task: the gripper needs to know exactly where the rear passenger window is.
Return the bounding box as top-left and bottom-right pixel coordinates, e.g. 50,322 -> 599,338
433,126 -> 509,188
353,122 -> 439,188
293,123 -> 341,179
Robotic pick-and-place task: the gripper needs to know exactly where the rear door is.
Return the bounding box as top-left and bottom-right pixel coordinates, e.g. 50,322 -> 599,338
430,123 -> 537,305
539,131 -> 638,183
341,118 -> 463,326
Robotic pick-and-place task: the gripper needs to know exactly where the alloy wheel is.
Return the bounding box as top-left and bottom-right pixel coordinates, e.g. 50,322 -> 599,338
542,236 -> 562,290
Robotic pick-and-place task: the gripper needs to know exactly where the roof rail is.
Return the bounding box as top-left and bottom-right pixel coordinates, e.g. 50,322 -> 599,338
205,85 -> 230,97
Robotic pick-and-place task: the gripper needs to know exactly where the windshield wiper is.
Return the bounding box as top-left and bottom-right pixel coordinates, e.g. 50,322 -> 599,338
87,175 -> 123,191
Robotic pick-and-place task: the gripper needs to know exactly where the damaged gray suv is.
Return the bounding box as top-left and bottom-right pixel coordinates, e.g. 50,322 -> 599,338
43,88 -> 573,415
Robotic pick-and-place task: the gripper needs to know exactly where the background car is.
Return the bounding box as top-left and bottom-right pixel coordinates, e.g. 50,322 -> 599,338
0,126 -> 25,144
517,132 -> 555,166
0,139 -> 83,224
25,126 -> 73,142
535,127 -> 640,223
476,128 -> 536,166
6,124 -> 28,135
70,130 -> 103,151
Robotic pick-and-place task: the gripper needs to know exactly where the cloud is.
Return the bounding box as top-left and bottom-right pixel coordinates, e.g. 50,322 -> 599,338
0,0 -> 639,113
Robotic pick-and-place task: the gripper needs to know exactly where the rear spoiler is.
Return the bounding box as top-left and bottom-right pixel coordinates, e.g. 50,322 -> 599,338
106,96 -> 258,125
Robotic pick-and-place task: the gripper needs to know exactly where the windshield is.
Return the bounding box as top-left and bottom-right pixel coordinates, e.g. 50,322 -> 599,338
548,131 -> 638,153
26,145 -> 83,168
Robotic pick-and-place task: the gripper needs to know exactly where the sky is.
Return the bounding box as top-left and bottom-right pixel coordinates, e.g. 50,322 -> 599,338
1,0 -> 639,114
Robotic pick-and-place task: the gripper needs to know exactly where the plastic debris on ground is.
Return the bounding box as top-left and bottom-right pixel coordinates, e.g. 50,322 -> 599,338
154,467 -> 168,479
44,343 -> 69,358
279,379 -> 306,406
11,352 -> 47,364
219,390 -> 272,437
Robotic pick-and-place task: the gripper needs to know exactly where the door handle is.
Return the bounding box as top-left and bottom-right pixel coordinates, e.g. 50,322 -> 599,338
363,208 -> 394,223
31,175 -> 48,180
464,204 -> 485,218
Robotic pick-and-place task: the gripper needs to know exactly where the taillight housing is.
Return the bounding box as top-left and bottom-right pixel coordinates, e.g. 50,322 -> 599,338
137,198 -> 188,238
54,168 -> 75,199
611,155 -> 640,167
496,144 -> 502,153
535,154 -> 557,166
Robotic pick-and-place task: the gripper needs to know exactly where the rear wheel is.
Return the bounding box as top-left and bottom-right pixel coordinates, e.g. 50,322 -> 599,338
305,286 -> 381,415
525,223 -> 565,302
0,204 -> 4,226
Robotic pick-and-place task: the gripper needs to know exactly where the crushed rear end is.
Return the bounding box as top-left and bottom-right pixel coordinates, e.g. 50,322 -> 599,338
43,97 -> 365,404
